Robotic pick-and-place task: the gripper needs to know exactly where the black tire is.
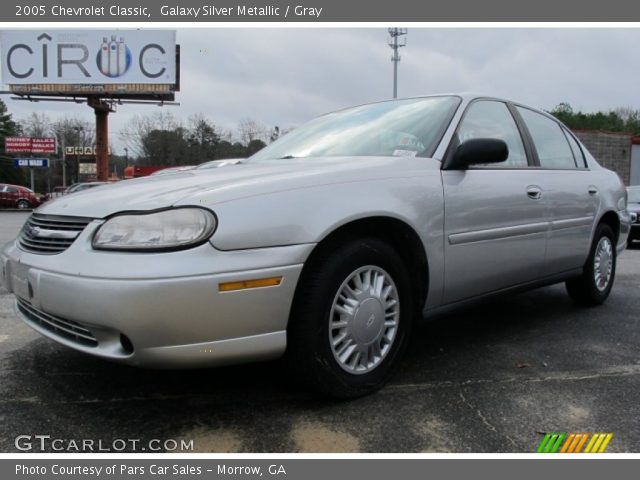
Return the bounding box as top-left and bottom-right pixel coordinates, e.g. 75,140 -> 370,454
16,199 -> 30,209
566,223 -> 616,306
287,237 -> 414,398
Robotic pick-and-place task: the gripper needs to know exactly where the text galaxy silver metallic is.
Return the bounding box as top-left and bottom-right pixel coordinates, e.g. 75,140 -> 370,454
159,5 -> 323,18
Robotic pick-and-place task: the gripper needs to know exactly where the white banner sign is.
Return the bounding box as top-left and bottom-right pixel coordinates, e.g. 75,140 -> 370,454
79,163 -> 97,174
0,30 -> 176,84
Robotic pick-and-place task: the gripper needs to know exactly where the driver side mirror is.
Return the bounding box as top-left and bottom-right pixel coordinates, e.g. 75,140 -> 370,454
443,138 -> 509,170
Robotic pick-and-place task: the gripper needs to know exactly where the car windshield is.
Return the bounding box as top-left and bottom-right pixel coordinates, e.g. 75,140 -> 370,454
249,96 -> 461,162
629,187 -> 640,203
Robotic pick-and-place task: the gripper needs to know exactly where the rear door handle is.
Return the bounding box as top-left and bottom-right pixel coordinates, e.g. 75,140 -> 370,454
588,186 -> 599,196
526,186 -> 543,200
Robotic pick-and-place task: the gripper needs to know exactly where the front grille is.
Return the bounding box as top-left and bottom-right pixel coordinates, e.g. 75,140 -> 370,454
18,213 -> 92,254
16,297 -> 98,347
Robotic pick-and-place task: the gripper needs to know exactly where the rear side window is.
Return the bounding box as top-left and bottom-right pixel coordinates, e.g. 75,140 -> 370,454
517,107 -> 577,169
563,129 -> 587,168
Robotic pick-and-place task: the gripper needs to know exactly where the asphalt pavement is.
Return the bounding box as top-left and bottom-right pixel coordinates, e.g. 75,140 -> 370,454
0,211 -> 638,453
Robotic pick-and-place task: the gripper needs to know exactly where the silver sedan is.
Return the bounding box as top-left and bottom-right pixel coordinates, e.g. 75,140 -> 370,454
0,94 -> 631,397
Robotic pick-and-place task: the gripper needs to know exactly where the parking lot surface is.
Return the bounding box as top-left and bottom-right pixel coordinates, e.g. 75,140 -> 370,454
1,211 -> 639,453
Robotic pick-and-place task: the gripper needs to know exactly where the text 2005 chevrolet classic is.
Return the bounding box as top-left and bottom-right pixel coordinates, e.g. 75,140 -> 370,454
0,94 -> 631,397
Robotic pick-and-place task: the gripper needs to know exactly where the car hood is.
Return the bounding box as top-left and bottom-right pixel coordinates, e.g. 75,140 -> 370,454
628,202 -> 640,212
37,156 -> 440,218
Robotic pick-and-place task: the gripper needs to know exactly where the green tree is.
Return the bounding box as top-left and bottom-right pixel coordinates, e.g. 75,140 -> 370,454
0,99 -> 26,186
548,102 -> 640,135
186,115 -> 221,162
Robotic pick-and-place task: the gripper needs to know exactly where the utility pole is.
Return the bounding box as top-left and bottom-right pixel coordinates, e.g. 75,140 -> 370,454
388,28 -> 408,99
61,138 -> 66,188
73,125 -> 83,183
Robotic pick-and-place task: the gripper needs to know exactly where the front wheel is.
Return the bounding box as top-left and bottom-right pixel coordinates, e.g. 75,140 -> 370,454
287,238 -> 414,398
16,199 -> 30,209
566,223 -> 616,306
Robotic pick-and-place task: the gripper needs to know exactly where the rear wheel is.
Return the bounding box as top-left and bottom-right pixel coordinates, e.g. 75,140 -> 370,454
566,223 -> 616,306
287,238 -> 414,398
16,199 -> 30,209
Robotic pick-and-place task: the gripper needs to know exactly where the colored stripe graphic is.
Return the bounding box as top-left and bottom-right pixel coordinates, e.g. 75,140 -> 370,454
537,433 -> 565,453
538,433 -> 612,453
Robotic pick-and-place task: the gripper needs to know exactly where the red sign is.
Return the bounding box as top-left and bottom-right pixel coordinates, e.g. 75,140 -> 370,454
5,137 -> 56,154
31,137 -> 56,153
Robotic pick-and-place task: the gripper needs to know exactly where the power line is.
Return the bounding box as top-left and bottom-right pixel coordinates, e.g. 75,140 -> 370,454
388,28 -> 408,99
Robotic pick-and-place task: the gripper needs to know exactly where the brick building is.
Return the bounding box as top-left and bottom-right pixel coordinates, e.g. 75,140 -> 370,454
572,130 -> 633,185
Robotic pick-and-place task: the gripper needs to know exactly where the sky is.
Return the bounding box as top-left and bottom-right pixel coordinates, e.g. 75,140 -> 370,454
3,27 -> 640,154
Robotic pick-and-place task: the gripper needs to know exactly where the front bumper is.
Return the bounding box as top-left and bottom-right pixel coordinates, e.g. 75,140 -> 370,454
629,211 -> 640,241
1,221 -> 313,368
618,209 -> 633,253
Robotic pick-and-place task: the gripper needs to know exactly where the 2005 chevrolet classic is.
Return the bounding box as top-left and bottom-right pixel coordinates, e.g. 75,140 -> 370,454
0,94 -> 632,397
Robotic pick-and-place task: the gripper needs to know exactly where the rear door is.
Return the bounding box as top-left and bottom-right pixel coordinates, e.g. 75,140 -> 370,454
441,100 -> 549,304
515,107 -> 598,275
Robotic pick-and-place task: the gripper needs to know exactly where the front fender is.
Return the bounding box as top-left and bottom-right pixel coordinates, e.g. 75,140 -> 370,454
205,172 -> 446,310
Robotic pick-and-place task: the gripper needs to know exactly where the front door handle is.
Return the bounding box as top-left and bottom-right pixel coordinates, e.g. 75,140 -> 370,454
526,186 -> 543,200
588,186 -> 599,196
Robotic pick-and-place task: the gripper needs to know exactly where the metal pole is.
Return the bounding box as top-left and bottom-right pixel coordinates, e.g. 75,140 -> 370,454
61,139 -> 66,188
393,36 -> 398,99
29,167 -> 34,191
388,28 -> 407,100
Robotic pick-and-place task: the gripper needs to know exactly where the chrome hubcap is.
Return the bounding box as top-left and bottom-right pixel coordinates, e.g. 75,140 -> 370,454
594,236 -> 613,292
329,266 -> 400,375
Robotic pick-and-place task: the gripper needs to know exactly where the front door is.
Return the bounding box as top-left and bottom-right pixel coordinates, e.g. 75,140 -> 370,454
441,100 -> 548,304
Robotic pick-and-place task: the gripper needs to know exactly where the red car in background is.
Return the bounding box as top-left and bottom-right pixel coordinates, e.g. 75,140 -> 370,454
0,183 -> 42,209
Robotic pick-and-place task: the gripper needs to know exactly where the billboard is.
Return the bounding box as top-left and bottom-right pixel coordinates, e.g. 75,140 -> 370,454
5,137 -> 56,153
0,30 -> 177,97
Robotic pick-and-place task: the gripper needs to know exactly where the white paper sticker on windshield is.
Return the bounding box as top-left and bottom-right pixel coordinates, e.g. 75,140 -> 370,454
393,149 -> 417,157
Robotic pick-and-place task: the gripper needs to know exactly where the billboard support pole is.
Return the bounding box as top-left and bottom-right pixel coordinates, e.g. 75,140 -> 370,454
89,97 -> 112,182
61,140 -> 67,188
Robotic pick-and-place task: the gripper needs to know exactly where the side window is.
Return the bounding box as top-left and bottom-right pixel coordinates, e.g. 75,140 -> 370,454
517,107 -> 577,169
456,101 -> 528,167
563,129 -> 587,168
5,186 -> 18,193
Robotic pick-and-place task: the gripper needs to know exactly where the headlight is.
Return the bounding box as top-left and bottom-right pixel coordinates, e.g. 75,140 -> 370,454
92,208 -> 217,251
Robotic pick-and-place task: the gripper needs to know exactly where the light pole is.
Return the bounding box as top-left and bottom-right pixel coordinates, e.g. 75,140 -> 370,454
388,28 -> 408,99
